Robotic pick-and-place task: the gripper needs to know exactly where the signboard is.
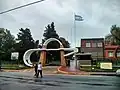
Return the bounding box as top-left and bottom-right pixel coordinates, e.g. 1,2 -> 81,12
100,62 -> 112,69
11,52 -> 19,60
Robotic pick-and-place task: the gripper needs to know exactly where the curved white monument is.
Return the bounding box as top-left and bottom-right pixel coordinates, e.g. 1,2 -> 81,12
23,48 -> 78,67
23,38 -> 78,67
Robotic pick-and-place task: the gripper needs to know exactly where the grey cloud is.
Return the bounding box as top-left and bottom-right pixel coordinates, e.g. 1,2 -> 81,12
1,0 -> 120,47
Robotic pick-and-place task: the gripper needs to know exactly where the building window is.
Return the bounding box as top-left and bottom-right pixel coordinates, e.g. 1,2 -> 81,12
108,51 -> 113,57
92,43 -> 97,47
117,51 -> 120,57
86,43 -> 91,47
97,42 -> 103,47
92,52 -> 97,56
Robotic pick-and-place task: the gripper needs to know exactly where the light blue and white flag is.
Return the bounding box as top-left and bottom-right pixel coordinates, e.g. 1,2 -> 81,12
75,15 -> 83,21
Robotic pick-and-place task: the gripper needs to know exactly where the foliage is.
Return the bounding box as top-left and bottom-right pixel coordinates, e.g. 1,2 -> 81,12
15,28 -> 36,63
17,28 -> 34,49
42,22 -> 70,64
0,28 -> 15,61
59,37 -> 70,48
0,22 -> 70,66
105,25 -> 120,45
43,22 -> 59,41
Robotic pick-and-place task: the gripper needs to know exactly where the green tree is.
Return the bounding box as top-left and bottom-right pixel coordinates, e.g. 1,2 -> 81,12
0,28 -> 15,61
42,22 -> 70,65
43,22 -> 59,41
15,28 -> 35,63
105,25 -> 120,45
43,22 -> 60,64
59,37 -> 70,48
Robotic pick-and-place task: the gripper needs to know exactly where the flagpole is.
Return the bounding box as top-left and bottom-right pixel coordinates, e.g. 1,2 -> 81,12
71,28 -> 72,47
74,13 -> 76,47
74,13 -> 77,70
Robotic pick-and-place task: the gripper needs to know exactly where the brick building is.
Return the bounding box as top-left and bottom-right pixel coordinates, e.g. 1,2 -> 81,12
81,38 -> 104,60
104,45 -> 120,60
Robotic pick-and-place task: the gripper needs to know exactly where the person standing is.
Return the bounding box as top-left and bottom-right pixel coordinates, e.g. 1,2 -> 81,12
34,63 -> 38,77
37,62 -> 43,78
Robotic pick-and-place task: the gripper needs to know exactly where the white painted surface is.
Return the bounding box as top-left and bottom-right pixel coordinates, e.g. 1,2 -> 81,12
23,48 -> 78,67
116,69 -> 120,76
70,60 -> 76,71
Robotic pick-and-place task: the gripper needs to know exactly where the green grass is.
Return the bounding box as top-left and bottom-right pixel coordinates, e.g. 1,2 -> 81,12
80,66 -> 119,72
1,64 -> 31,70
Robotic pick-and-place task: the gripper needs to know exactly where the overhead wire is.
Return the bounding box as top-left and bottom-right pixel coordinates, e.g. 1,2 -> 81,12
0,0 -> 45,14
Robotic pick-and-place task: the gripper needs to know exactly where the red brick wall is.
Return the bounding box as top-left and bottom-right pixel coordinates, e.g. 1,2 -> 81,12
81,39 -> 104,58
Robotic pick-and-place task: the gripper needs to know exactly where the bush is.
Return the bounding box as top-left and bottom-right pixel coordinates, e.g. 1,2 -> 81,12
1,64 -> 31,70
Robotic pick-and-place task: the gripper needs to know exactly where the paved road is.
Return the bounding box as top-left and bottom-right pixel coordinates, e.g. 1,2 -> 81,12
0,72 -> 120,90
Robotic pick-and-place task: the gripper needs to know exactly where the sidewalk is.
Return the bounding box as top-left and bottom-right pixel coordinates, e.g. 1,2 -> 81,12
1,66 -> 59,75
57,66 -> 116,76
90,72 -> 116,76
1,66 -> 117,76
57,66 -> 90,75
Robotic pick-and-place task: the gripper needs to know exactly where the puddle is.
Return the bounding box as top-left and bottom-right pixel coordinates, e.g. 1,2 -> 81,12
43,83 -> 60,86
54,80 -> 71,84
76,82 -> 111,86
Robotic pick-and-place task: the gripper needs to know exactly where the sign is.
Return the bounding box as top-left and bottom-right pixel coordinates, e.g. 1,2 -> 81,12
100,62 -> 112,69
11,52 -> 19,60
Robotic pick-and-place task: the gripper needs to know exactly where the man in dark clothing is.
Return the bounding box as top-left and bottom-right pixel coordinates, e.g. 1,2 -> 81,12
34,64 -> 38,77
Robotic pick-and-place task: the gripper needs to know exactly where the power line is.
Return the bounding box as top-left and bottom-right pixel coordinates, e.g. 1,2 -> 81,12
0,0 -> 45,14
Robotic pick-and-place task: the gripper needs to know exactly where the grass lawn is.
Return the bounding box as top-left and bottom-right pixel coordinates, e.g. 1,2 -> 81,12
1,64 -> 31,70
80,66 -> 119,72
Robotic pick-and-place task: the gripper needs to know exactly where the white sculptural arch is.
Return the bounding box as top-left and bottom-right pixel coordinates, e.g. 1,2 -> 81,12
23,38 -> 78,67
23,38 -> 64,67
43,38 -> 63,47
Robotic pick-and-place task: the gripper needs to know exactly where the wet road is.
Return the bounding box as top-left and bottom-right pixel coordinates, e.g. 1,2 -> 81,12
0,72 -> 120,90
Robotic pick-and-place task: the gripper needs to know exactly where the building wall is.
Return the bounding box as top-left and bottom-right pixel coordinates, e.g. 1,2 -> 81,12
81,38 -> 104,60
104,50 -> 114,59
104,47 -> 120,59
81,48 -> 103,57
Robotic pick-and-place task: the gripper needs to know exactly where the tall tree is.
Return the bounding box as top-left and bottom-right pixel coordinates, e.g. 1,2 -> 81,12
43,22 -> 60,64
0,28 -> 15,61
42,22 -> 70,65
43,22 -> 59,41
16,28 -> 35,63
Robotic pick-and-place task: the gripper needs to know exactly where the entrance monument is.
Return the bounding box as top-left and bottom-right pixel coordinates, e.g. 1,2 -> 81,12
23,38 -> 78,67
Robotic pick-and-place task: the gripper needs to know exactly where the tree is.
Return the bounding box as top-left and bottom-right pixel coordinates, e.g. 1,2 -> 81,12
42,22 -> 70,65
0,28 -> 15,61
105,25 -> 120,45
110,25 -> 120,45
43,22 -> 59,41
17,28 -> 34,49
105,34 -> 115,45
15,28 -> 35,63
43,22 -> 60,64
59,37 -> 70,48
31,40 -> 41,62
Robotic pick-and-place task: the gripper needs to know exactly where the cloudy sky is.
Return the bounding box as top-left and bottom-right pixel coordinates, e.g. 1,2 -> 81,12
0,0 -> 120,47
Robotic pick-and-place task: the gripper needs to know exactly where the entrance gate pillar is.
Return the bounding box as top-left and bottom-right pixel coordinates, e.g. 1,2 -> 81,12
40,45 -> 46,67
39,38 -> 66,67
60,45 -> 66,66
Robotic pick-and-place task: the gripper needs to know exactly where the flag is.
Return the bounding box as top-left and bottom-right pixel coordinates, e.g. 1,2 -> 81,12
75,15 -> 83,21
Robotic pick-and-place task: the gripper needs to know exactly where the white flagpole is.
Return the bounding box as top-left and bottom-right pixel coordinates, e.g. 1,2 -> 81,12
74,13 -> 76,47
74,13 -> 77,70
71,28 -> 72,47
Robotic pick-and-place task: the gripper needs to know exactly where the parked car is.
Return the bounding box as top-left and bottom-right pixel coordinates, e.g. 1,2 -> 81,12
116,69 -> 120,76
